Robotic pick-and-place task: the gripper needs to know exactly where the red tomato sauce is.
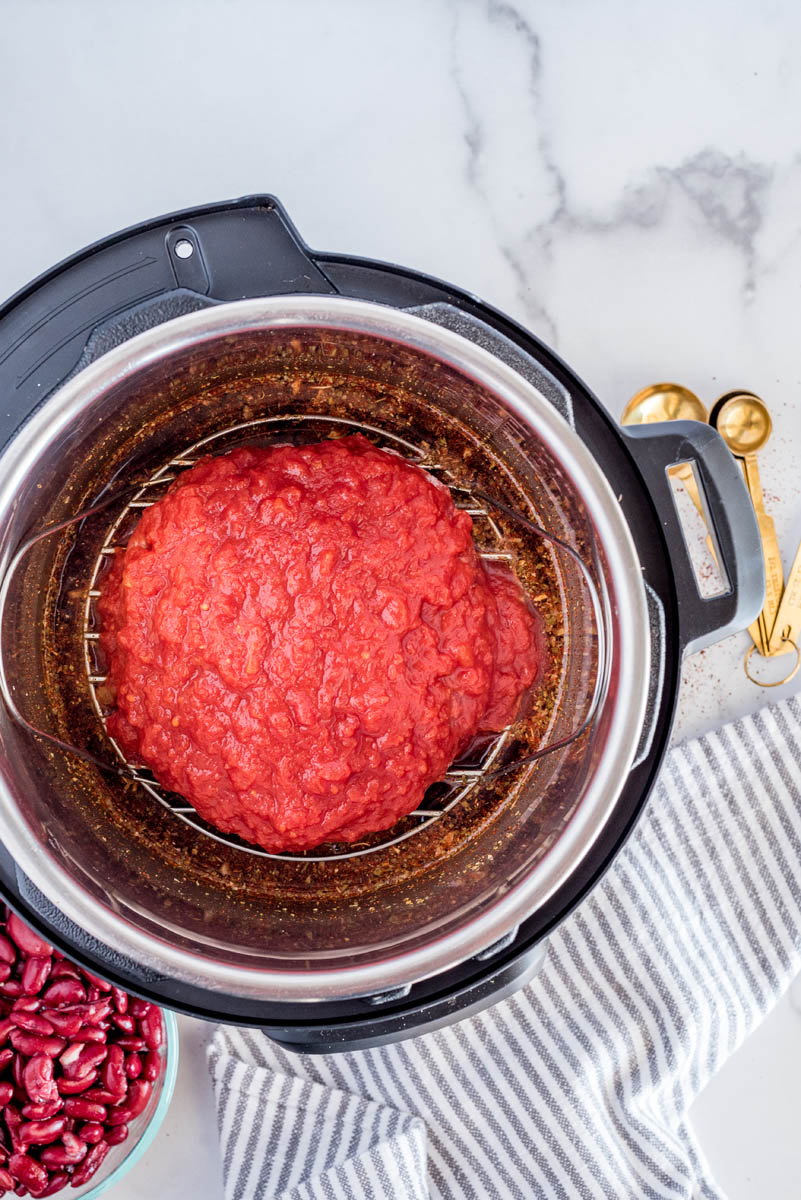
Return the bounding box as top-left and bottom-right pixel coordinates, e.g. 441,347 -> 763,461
99,436 -> 540,852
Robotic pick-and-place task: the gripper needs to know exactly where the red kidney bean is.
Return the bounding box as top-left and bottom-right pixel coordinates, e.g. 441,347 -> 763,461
75,1045 -> 106,1075
38,1172 -> 69,1197
56,1073 -> 97,1097
20,959 -> 50,1000
101,1045 -> 125,1099
79,1088 -> 120,1106
51,1003 -> 109,1033
142,1051 -> 161,1084
40,1012 -> 82,1040
0,939 -> 16,968
50,1005 -> 81,1020
0,1167 -> 12,1190
39,1140 -> 86,1169
81,1002 -> 111,1025
107,1080 -> 150,1125
11,1058 -> 24,1092
106,1044 -> 125,1072
128,1000 -> 151,1020
41,980 -> 85,1008
0,1087 -> 12,1109
110,987 -> 127,1016
6,1155 -> 46,1195
58,1044 -> 87,1081
9,1013 -> 54,1037
76,1026 -> 106,1045
111,1013 -> 135,1035
62,1100 -> 105,1124
17,1117 -> 66,1146
0,1051 -> 13,1072
124,1053 -> 142,1080
9,1033 -> 65,1059
77,1122 -> 103,1145
19,1101 -> 60,1121
78,971 -> 109,993
4,1105 -> 22,1149
0,1021 -> 13,1048
60,1133 -> 86,1160
5,919 -> 50,960
10,1001 -> 40,1016
0,987 -> 21,1001
47,963 -> 80,983
69,1138 -> 108,1187
105,1123 -> 128,1147
0,967 -> 11,986
114,1036 -> 145,1052
21,1057 -> 58,1107
58,1042 -> 81,1069
86,988 -> 100,1004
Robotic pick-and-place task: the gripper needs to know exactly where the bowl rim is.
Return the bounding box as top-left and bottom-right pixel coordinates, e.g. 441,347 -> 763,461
79,1007 -> 179,1200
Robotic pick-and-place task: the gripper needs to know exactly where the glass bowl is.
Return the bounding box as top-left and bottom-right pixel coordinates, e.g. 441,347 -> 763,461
70,1007 -> 179,1199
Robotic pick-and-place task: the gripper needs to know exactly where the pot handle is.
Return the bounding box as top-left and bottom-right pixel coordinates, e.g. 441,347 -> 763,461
623,420 -> 764,655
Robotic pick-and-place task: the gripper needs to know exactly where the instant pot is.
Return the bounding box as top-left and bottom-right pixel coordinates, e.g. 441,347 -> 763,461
0,196 -> 763,1051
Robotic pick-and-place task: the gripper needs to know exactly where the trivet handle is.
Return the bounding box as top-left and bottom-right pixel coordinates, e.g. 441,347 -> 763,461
473,491 -> 608,777
0,488 -> 136,774
623,420 -> 764,655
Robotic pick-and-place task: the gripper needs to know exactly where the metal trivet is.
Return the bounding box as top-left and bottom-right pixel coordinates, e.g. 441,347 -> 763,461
0,416 -> 606,863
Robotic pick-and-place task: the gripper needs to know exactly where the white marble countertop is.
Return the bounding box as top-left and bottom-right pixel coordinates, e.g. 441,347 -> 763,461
2,0 -> 801,1195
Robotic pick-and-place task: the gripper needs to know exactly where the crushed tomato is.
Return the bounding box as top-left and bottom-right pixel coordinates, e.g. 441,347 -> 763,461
99,436 -> 540,851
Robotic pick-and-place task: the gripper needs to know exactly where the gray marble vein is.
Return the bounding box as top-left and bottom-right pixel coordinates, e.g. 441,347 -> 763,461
449,1 -> 775,336
448,0 -> 564,343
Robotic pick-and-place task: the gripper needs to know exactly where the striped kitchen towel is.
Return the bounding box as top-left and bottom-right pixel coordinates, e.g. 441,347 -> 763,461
207,694 -> 801,1200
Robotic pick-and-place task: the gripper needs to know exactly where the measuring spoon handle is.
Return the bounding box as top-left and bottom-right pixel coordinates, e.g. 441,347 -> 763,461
739,453 -> 784,637
769,537 -> 801,655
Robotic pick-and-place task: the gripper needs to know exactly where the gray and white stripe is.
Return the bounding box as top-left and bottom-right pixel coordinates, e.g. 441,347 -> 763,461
207,695 -> 801,1199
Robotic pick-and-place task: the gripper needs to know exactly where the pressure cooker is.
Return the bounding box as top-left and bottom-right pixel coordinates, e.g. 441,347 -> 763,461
0,196 -> 763,1051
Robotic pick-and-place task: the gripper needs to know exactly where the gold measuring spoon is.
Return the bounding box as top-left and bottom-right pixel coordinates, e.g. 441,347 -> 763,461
622,384 -> 709,522
621,382 -> 709,426
710,391 -> 784,660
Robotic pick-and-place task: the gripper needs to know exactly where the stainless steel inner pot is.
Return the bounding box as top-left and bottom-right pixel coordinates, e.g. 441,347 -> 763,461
0,297 -> 649,1001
